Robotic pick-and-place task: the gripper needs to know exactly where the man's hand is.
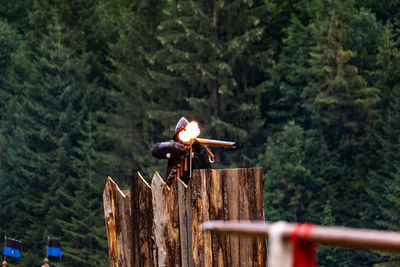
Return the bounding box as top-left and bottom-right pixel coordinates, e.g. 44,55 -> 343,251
170,141 -> 186,154
192,138 -> 202,153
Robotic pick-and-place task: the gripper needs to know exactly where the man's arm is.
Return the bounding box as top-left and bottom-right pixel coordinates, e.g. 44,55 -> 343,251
151,140 -> 185,159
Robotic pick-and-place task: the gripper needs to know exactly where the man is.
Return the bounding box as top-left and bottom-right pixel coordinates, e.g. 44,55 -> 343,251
151,117 -> 212,185
2,261 -> 7,267
41,258 -> 49,267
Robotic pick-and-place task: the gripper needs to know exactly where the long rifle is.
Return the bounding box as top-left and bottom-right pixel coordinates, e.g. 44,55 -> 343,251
185,138 -> 235,179
196,138 -> 236,148
175,121 -> 236,181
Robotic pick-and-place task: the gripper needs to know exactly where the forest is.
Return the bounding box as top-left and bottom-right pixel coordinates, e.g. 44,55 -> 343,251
0,0 -> 399,266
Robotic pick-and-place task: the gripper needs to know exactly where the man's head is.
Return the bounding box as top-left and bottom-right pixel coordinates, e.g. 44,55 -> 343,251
2,261 -> 7,266
173,117 -> 189,141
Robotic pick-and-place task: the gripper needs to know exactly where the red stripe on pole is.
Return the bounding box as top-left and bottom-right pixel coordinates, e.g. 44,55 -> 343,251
291,224 -> 316,267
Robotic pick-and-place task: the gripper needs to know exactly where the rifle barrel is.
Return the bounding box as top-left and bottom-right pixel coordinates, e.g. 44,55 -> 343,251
196,138 -> 236,148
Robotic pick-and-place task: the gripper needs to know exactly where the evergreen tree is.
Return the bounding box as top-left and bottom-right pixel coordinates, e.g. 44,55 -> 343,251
0,21 -> 20,195
102,0 -> 168,182
263,15 -> 315,132
374,24 -> 400,122
149,0 -> 269,167
0,0 -> 33,32
302,10 -> 377,229
2,12 -> 107,266
0,21 -> 20,89
305,11 -> 379,145
270,2 -> 386,265
342,8 -> 383,84
355,0 -> 400,30
366,24 -> 400,221
260,121 -> 324,222
367,27 -> 400,264
368,87 -> 400,266
27,0 -> 114,116
0,34 -> 48,263
39,15 -> 107,266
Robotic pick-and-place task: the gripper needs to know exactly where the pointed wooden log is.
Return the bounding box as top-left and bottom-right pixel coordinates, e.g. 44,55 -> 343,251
131,172 -> 155,267
177,179 -> 191,267
103,177 -> 133,267
151,173 -> 181,267
246,168 -> 267,267
208,169 -> 228,267
121,189 -> 133,267
224,169 -> 240,267
188,169 -> 212,267
189,168 -> 267,267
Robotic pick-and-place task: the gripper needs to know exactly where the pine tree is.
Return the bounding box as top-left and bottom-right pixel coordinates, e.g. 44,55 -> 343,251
305,11 -> 380,145
0,21 -> 20,89
270,2 -> 386,265
2,11 -> 107,266
374,24 -> 400,122
366,24 -> 400,217
102,0 -> 169,182
0,21 -> 20,199
264,15 -> 315,132
0,29 -> 50,262
38,15 -> 107,266
366,26 -> 400,264
0,0 -> 33,32
260,121 -> 324,222
148,0 -> 268,167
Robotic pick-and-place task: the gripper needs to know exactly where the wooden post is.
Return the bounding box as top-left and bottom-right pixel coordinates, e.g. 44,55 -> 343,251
188,168 -> 267,267
131,172 -> 155,267
178,180 -> 191,267
103,177 -> 133,267
188,168 -> 212,267
151,172 -> 181,267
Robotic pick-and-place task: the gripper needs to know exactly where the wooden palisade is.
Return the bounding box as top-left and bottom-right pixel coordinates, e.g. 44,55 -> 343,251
103,168 -> 266,267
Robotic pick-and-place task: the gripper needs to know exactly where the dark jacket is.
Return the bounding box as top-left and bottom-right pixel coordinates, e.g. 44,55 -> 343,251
151,140 -> 211,184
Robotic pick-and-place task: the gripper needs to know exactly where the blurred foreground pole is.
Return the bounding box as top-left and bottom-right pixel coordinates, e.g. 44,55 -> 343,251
202,220 -> 400,251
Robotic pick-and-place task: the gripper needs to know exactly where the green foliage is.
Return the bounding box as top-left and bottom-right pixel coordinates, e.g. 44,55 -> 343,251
149,0 -> 270,167
367,85 -> 400,266
0,21 -> 20,82
103,0 -> 169,182
305,11 -> 380,144
1,9 -> 107,266
268,1 -> 394,265
261,121 -> 323,221
0,0 -> 33,31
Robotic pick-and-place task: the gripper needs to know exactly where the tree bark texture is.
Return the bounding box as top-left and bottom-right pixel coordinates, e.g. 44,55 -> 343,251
131,172 -> 155,267
103,177 -> 133,267
103,168 -> 266,267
